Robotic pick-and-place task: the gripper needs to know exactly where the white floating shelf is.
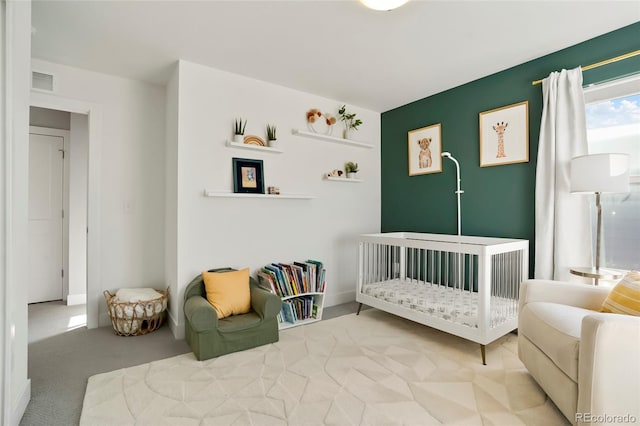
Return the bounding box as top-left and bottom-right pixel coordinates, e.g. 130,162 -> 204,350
291,129 -> 373,149
225,140 -> 283,153
203,190 -> 315,199
325,176 -> 363,183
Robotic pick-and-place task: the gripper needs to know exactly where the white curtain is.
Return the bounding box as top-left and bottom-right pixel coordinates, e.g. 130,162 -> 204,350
535,67 -> 592,281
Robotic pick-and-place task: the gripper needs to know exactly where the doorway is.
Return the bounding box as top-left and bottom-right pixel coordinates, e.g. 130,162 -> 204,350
30,91 -> 102,330
28,106 -> 89,337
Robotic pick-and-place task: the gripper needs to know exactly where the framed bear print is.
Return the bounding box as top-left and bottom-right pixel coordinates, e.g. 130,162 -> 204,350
408,123 -> 442,176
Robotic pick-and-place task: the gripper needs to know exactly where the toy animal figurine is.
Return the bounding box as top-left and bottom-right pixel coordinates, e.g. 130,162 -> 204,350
327,169 -> 344,177
417,137 -> 433,168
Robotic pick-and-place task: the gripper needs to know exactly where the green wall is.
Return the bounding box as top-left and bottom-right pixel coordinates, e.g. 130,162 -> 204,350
381,22 -> 640,275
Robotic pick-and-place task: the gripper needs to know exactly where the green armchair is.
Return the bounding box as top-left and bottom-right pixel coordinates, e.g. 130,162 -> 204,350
184,267 -> 282,361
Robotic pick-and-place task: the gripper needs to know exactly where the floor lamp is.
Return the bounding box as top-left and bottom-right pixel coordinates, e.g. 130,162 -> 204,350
570,153 -> 630,285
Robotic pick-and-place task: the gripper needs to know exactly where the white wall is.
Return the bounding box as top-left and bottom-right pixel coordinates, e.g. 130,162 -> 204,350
164,64 -> 179,332
168,60 -> 381,336
3,0 -> 32,423
1,1 -> 6,419
30,59 -> 167,326
68,113 -> 88,304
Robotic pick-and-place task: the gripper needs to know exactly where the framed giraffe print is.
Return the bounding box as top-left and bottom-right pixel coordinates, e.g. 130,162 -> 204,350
408,123 -> 442,176
479,101 -> 529,167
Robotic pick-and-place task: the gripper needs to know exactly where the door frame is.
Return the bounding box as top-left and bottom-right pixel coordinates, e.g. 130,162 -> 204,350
30,91 -> 102,329
28,126 -> 69,303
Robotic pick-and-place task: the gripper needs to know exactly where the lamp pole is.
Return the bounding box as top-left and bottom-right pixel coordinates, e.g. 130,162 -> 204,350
595,192 -> 602,286
441,152 -> 464,289
441,152 -> 463,236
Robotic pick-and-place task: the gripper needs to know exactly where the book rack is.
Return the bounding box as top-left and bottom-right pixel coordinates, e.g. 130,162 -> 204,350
257,260 -> 326,330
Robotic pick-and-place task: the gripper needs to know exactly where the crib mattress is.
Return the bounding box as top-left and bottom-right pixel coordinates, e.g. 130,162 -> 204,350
361,280 -> 515,328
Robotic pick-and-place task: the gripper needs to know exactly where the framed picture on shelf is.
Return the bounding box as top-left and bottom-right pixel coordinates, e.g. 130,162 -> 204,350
408,123 -> 442,176
479,101 -> 529,167
232,157 -> 264,194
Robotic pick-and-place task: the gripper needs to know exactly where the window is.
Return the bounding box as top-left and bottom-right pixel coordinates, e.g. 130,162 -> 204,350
584,75 -> 640,271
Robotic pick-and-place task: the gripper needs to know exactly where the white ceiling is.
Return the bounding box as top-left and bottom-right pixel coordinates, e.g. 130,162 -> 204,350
31,1 -> 640,112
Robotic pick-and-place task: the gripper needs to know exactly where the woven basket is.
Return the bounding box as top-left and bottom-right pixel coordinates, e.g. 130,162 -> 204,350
104,288 -> 168,336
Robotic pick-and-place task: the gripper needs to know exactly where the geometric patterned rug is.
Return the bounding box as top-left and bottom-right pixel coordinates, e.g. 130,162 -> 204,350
80,309 -> 569,425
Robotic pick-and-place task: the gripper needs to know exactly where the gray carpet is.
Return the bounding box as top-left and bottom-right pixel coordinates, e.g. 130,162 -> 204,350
20,302 -> 362,426
21,324 -> 190,426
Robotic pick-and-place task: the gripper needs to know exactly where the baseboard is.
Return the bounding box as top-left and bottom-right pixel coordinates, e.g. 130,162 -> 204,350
98,312 -> 112,328
324,289 -> 356,307
12,378 -> 30,425
66,293 -> 86,306
167,310 -> 184,340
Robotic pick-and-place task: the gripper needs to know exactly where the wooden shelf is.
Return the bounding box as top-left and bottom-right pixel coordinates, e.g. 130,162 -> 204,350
291,129 -> 373,149
325,176 -> 363,183
226,140 -> 282,153
203,190 -> 315,199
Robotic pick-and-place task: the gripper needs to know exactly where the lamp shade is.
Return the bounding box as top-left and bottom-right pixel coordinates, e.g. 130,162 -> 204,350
359,0 -> 409,11
571,153 -> 630,193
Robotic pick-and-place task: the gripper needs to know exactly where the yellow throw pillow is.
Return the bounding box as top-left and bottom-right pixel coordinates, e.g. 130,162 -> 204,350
601,271 -> 640,316
202,268 -> 251,319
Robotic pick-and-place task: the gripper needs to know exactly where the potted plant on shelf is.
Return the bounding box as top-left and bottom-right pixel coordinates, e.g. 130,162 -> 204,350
345,161 -> 359,179
338,105 -> 363,140
233,118 -> 247,143
266,124 -> 277,148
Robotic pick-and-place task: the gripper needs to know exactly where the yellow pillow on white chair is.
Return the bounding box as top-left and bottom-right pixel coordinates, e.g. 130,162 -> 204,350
601,271 -> 640,316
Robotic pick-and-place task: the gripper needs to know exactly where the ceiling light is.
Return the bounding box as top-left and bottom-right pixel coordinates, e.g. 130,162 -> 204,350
359,0 -> 410,11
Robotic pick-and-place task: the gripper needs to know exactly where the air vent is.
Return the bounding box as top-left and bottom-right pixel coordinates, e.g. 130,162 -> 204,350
31,71 -> 54,92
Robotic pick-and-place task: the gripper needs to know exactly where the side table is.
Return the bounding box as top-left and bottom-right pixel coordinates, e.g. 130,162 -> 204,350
569,267 -> 623,286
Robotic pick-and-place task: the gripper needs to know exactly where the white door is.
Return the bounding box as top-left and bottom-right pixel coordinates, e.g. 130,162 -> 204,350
28,132 -> 64,303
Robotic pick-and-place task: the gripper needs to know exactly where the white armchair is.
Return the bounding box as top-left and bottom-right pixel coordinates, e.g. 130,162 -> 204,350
518,279 -> 640,425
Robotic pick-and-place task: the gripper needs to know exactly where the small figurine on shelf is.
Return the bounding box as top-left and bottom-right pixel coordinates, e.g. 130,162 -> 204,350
338,105 -> 363,140
326,169 -> 344,178
266,124 -> 277,148
345,161 -> 359,178
267,186 -> 280,195
233,118 -> 247,143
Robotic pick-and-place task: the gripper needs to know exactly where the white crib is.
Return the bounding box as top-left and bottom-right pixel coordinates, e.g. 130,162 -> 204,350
356,232 -> 529,364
